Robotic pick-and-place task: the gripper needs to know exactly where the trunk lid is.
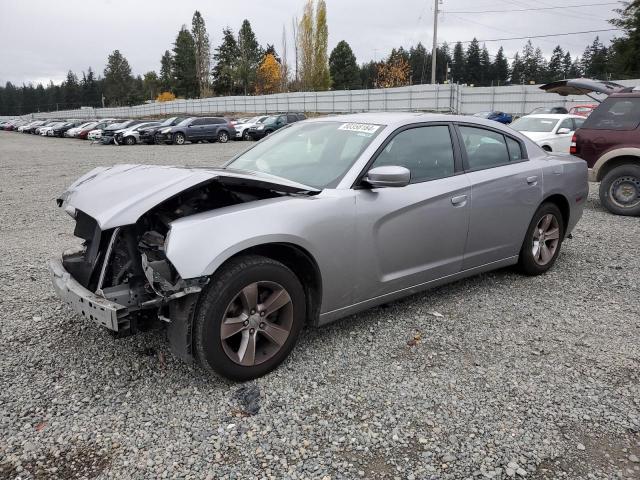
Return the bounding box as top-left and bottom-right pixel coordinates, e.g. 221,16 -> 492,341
540,78 -> 626,98
58,164 -> 319,229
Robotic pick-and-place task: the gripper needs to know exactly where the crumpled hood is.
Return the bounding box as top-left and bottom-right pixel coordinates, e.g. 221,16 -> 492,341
58,164 -> 319,230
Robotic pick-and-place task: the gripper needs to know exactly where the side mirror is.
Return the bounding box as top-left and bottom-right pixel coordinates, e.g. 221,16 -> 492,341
363,166 -> 411,188
557,127 -> 571,135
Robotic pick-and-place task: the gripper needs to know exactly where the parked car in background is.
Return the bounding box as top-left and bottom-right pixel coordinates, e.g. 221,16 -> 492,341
66,121 -> 98,138
18,120 -> 41,133
568,104 -> 598,117
49,112 -> 587,380
34,120 -> 60,135
101,120 -> 147,144
529,106 -> 569,115
51,121 -> 84,137
247,113 -> 306,140
40,122 -> 65,136
138,117 -> 185,144
235,115 -> 269,140
114,121 -> 161,145
510,114 -> 585,153
3,119 -> 27,131
472,111 -> 513,124
541,78 -> 640,216
155,117 -> 236,145
78,121 -> 107,140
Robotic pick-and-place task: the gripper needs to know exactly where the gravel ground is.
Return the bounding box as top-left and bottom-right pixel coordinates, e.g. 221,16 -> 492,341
1,131 -> 639,480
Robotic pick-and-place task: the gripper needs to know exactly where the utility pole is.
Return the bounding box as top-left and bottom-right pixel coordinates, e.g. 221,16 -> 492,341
430,0 -> 439,84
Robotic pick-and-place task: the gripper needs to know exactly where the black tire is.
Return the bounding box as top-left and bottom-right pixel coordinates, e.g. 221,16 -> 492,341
264,129 -> 273,136
124,136 -> 136,146
193,255 -> 306,381
598,163 -> 640,216
242,130 -> 251,141
217,130 -> 229,143
173,132 -> 186,145
518,202 -> 565,276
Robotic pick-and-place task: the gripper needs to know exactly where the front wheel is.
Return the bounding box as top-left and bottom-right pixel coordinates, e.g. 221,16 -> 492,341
217,131 -> 229,143
599,164 -> 640,216
193,255 -> 306,381
173,132 -> 186,145
242,130 -> 251,141
518,203 -> 564,276
124,136 -> 136,146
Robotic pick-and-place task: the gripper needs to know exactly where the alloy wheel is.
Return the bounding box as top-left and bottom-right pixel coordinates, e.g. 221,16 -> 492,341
220,281 -> 293,366
609,175 -> 640,209
219,132 -> 229,143
531,213 -> 560,266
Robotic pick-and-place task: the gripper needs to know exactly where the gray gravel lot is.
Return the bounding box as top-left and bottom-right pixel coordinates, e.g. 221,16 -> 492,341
1,131 -> 639,480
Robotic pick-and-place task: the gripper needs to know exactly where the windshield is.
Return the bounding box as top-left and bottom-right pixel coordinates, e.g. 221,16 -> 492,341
160,117 -> 177,126
227,121 -> 383,189
511,117 -> 558,133
263,116 -> 279,125
177,117 -> 196,126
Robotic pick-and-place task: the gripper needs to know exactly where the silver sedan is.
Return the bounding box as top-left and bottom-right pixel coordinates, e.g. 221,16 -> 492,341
49,113 -> 588,380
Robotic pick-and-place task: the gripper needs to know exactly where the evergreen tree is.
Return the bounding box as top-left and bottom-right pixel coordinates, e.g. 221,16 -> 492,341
237,19 -> 262,94
548,46 -> 565,81
172,26 -> 199,98
409,42 -> 429,84
359,61 -> 378,89
609,0 -> 640,78
329,40 -> 360,89
192,11 -> 211,97
510,53 -> 524,84
143,71 -> 160,100
451,42 -> 465,84
562,52 -> 573,78
159,50 -> 174,92
81,67 -> 100,106
436,43 -> 452,83
465,39 -> 481,86
479,45 -> 491,86
127,75 -> 145,105
103,50 -> 132,106
584,37 -> 609,79
313,0 -> 330,90
533,47 -> 548,83
492,47 -> 509,85
521,40 -> 536,83
212,27 -> 240,95
63,70 -> 80,107
569,57 -> 583,77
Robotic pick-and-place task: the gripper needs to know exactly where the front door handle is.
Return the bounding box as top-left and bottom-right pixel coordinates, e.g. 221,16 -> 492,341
526,176 -> 538,185
451,194 -> 467,207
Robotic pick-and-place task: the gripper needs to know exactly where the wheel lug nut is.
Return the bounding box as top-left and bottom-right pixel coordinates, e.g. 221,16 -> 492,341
260,311 -> 265,316
249,328 -> 255,334
243,320 -> 249,326
250,309 -> 255,314
259,322 -> 265,329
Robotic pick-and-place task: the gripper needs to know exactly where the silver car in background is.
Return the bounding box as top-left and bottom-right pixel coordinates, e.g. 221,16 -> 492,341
49,113 -> 587,380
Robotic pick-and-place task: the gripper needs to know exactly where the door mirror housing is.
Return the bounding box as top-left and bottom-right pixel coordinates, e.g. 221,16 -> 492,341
557,127 -> 571,135
364,166 -> 411,188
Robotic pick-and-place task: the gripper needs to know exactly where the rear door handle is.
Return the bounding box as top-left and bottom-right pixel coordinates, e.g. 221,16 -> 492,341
526,176 -> 538,185
451,194 -> 467,207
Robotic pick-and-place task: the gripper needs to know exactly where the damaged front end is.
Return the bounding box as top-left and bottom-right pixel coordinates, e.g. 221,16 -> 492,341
49,164 -> 318,339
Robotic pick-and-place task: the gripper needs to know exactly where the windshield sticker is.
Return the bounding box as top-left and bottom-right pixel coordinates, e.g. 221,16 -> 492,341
338,123 -> 381,134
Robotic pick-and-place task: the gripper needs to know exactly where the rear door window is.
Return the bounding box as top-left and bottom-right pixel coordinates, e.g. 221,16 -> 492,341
582,97 -> 640,130
458,126 -> 511,170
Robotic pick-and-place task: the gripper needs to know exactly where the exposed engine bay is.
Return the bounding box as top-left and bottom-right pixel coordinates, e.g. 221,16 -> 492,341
60,179 -> 290,335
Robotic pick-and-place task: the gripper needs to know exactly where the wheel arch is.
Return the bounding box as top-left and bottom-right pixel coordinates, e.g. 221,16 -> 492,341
215,242 -> 323,326
541,193 -> 570,236
594,154 -> 640,182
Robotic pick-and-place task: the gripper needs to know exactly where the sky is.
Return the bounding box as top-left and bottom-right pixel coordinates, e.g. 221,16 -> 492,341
0,0 -> 622,85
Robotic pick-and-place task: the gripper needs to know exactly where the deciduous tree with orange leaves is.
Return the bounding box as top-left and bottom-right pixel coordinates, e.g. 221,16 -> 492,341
376,50 -> 411,88
255,54 -> 282,94
156,91 -> 176,102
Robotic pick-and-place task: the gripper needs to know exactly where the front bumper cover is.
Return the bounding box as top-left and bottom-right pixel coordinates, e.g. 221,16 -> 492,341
48,257 -> 128,331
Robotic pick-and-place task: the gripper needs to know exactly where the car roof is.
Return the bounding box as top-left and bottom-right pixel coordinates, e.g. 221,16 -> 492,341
519,114 -> 584,119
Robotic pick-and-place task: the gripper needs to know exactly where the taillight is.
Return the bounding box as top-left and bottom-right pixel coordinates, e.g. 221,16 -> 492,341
569,133 -> 577,154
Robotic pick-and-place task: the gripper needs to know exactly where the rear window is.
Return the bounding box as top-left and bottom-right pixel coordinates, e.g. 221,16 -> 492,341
582,97 -> 640,130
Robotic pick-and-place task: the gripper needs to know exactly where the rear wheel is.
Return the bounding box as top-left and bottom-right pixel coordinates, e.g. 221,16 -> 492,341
599,163 -> 640,216
173,132 -> 185,145
124,136 -> 136,146
518,203 -> 564,275
242,130 -> 251,141
193,255 -> 305,381
218,131 -> 229,143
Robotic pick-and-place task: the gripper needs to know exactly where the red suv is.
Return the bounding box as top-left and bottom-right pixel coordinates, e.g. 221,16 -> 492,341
542,79 -> 640,216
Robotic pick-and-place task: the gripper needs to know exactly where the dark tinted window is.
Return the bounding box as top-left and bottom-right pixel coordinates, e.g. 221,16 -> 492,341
573,117 -> 585,129
371,125 -> 455,183
191,118 -> 206,126
459,126 -> 510,170
582,97 -> 640,130
210,118 -> 226,124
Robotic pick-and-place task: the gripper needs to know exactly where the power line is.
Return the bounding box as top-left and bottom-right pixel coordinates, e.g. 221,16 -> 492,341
444,2 -> 618,14
452,28 -> 621,44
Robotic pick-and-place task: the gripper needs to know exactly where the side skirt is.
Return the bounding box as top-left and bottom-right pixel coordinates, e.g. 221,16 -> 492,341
317,256 -> 518,326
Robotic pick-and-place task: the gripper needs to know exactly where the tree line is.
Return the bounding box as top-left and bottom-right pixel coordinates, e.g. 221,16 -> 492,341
1,0 -> 638,116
